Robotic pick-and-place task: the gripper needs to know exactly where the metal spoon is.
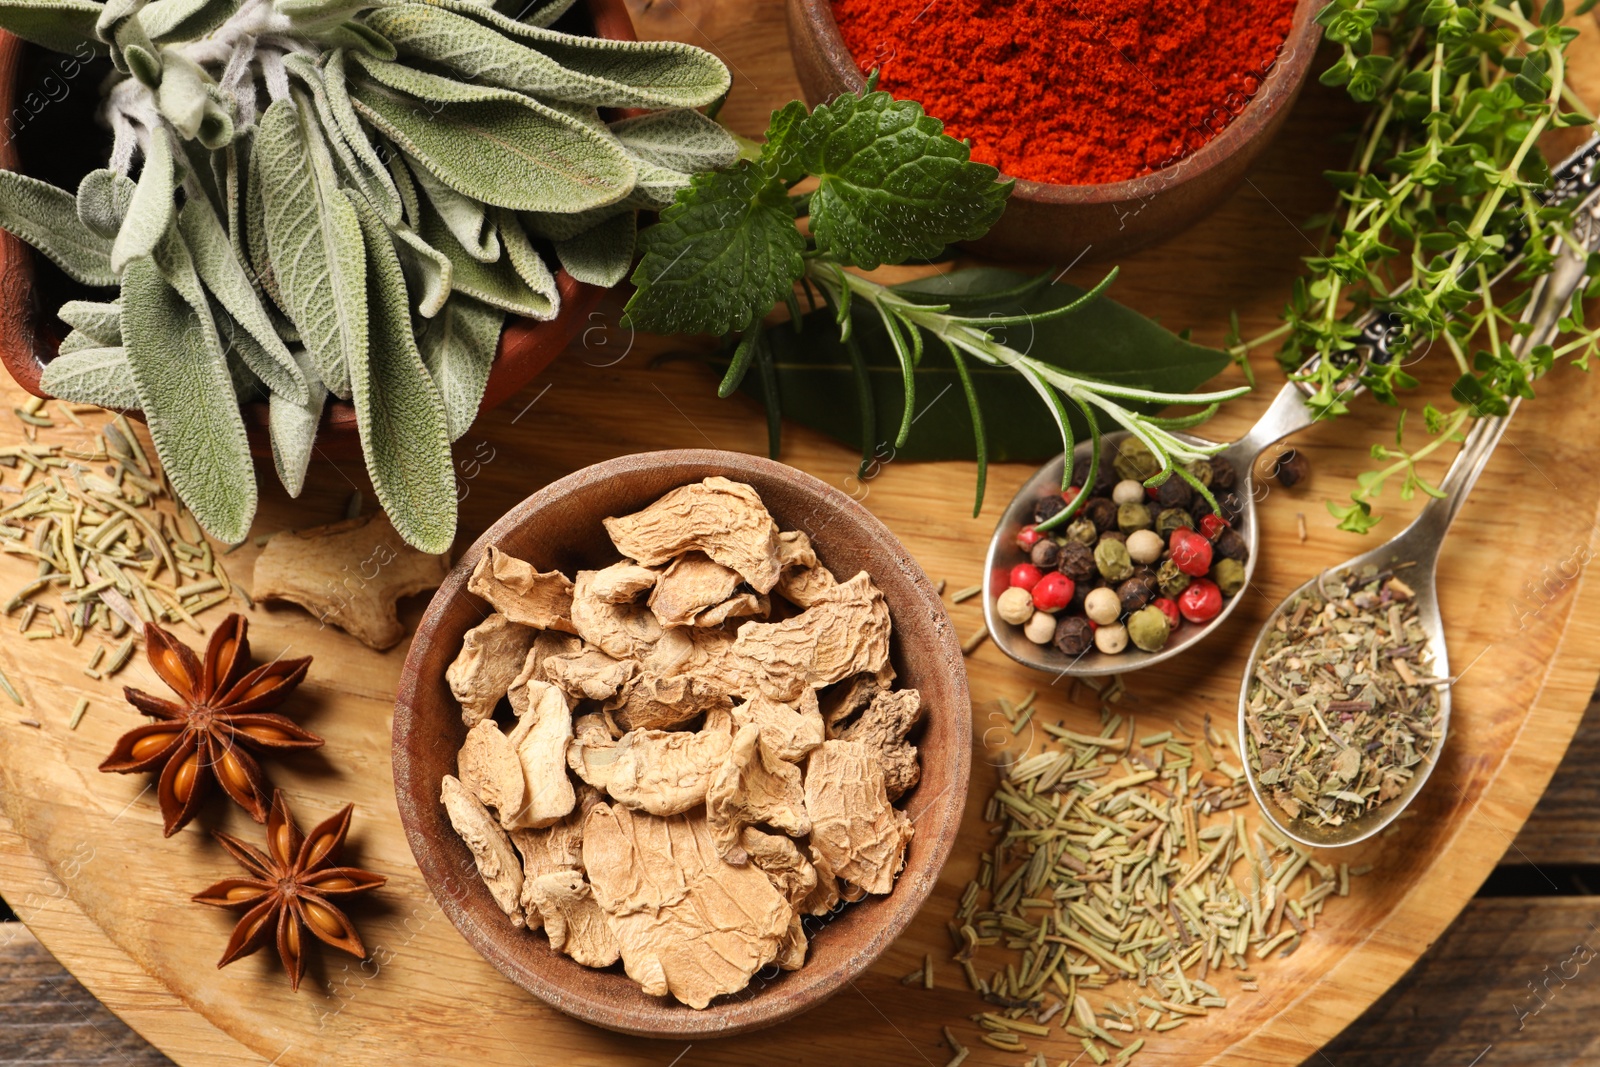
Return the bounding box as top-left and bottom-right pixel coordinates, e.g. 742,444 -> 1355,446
985,135 -> 1600,679
1238,198 -> 1600,848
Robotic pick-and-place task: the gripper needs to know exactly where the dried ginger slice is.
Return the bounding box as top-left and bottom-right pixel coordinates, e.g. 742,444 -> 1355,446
838,688 -> 924,802
457,720 -> 526,829
505,679 -> 575,829
539,647 -> 636,705
588,563 -> 657,603
774,530 -> 837,608
584,726 -> 732,816
467,547 -> 577,632
582,804 -> 791,1008
522,630 -> 583,685
603,477 -> 783,593
803,740 -> 913,896
821,673 -> 885,737
511,785 -> 599,929
527,870 -> 621,968
612,671 -> 731,732
775,915 -> 807,971
647,552 -> 766,629
730,572 -> 892,701
741,827 -> 818,906
441,774 -> 525,928
798,843 -> 845,916
447,613 -> 535,726
726,689 -> 824,763
570,564 -> 665,660
706,724 -> 810,863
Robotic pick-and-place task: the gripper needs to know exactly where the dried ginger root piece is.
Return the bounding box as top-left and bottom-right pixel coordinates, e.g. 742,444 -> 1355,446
804,740 -> 913,896
252,514 -> 450,650
528,870 -> 621,968
539,647 -> 636,705
467,547 -> 577,632
585,726 -> 732,816
505,679 -> 575,829
707,725 -> 810,863
589,563 -> 657,603
726,689 -> 824,763
570,565 -> 665,660
523,630 -> 583,685
838,688 -> 924,802
457,720 -> 526,829
447,614 -> 536,727
441,774 -> 525,928
647,552 -> 766,629
821,674 -> 885,737
603,478 -> 783,593
798,844 -> 844,916
774,530 -> 837,608
613,672 -> 731,732
511,785 -> 600,929
741,828 -> 818,906
730,572 -> 892,701
776,915 -> 807,971
582,804 -> 791,1008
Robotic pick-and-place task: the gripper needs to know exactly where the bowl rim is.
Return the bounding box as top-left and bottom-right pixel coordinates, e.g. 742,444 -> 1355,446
392,448 -> 972,1037
787,0 -> 1327,204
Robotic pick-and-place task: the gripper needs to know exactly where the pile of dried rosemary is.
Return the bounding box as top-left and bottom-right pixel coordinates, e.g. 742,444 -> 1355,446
1244,565 -> 1444,830
0,401 -> 239,715
943,685 -> 1364,1065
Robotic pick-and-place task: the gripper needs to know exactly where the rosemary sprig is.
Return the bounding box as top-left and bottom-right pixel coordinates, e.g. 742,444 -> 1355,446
1233,0 -> 1600,532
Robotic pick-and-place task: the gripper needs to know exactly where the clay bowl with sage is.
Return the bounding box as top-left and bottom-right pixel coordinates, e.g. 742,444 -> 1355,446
393,448 -> 971,1037
0,0 -> 641,461
984,431 -> 1258,677
784,0 -> 1325,262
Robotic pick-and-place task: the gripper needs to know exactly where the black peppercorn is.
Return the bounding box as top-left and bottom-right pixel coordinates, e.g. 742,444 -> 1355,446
1214,527 -> 1249,562
1216,489 -> 1243,525
1054,616 -> 1094,657
1211,458 -> 1237,491
1082,497 -> 1118,533
1030,538 -> 1062,569
1271,449 -> 1308,488
1098,529 -> 1127,546
1189,493 -> 1213,520
1033,494 -> 1067,524
1091,465 -> 1117,497
1117,574 -> 1158,615
1057,540 -> 1096,584
1154,476 -> 1192,510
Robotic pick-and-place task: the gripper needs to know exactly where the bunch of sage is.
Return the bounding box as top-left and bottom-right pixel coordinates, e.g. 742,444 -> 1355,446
0,0 -> 733,551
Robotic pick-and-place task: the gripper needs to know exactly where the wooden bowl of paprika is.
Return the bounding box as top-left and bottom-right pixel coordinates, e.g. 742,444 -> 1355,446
786,0 -> 1326,264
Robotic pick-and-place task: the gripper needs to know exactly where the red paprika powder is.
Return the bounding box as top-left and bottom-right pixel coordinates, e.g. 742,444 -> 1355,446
831,0 -> 1298,185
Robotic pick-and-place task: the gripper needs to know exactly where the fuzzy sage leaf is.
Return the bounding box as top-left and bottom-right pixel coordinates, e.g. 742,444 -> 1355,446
40,345 -> 140,409
419,294 -> 504,441
0,169 -> 116,286
268,348 -> 326,498
110,126 -> 175,275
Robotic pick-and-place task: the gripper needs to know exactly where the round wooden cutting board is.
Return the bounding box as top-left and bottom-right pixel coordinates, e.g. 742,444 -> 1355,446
3,3 -> 1600,1065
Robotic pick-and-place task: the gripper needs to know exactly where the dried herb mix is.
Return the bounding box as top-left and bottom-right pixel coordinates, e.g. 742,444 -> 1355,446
1244,565 -> 1444,830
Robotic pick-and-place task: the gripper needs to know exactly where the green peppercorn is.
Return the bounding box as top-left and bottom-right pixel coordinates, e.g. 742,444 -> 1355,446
1094,538 -> 1133,582
1156,507 -> 1195,538
1126,605 -> 1170,652
1113,439 -> 1161,482
1116,501 -> 1153,534
1066,517 -> 1098,545
1186,458 -> 1214,487
1213,557 -> 1246,596
1157,558 -> 1190,598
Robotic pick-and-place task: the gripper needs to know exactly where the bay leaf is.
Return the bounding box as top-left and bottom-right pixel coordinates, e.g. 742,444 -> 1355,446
742,269 -> 1232,462
553,209 -> 634,288
75,169 -> 135,240
344,52 -> 634,213
0,169 -> 116,286
268,348 -> 326,498
418,293 -> 503,441
120,255 -> 257,544
254,94 -> 368,399
346,189 -> 457,554
110,126 -> 175,275
40,345 -> 140,409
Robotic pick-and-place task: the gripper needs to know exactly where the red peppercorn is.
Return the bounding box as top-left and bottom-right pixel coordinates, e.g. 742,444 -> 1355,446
1171,532 -> 1213,577
1178,580 -> 1222,624
1061,486 -> 1081,505
1031,572 -> 1075,613
1009,563 -> 1043,591
1154,597 -> 1181,631
1016,525 -> 1043,552
1198,514 -> 1228,541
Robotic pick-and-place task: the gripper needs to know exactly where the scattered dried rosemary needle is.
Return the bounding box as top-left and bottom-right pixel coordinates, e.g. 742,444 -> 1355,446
1244,565 -> 1444,830
0,409 -> 238,644
948,688 -> 1362,1063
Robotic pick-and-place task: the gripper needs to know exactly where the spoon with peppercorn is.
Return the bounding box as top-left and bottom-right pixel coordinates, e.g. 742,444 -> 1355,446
1235,206 -> 1600,848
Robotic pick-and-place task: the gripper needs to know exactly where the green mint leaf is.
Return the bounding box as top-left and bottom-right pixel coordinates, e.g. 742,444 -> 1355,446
761,100 -> 809,182
624,160 -> 802,335
796,91 -> 1009,269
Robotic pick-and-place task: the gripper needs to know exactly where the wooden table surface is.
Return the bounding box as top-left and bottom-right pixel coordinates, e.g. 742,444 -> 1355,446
7,3 -> 1600,1066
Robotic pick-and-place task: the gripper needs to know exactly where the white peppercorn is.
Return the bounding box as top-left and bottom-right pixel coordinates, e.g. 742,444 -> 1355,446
1024,611 -> 1056,645
1094,622 -> 1129,654
1084,586 -> 1121,625
1111,479 -> 1145,505
996,585 -> 1035,624
1126,528 -> 1163,564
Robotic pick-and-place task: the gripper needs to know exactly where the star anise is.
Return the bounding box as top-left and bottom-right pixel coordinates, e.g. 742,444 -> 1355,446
99,614 -> 320,836
193,790 -> 385,992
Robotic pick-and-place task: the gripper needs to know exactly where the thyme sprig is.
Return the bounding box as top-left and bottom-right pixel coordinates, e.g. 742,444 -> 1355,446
1233,0 -> 1600,532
